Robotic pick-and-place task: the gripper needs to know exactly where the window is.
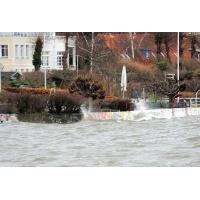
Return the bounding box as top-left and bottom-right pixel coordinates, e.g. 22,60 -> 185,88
29,45 -> 33,57
15,45 -> 20,58
32,45 -> 35,55
20,45 -> 24,58
69,48 -> 73,65
57,51 -> 64,66
13,32 -> 39,37
140,49 -> 151,58
0,45 -> 8,58
29,47 -> 32,57
25,45 -> 29,58
14,32 -> 20,37
0,32 -> 12,37
15,45 -> 27,59
42,51 -> 49,66
42,56 -> 49,66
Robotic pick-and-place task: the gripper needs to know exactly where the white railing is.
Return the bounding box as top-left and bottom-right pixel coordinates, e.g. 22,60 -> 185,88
161,97 -> 200,108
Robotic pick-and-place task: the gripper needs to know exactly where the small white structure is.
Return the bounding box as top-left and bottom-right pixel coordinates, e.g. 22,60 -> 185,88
41,33 -> 77,71
166,73 -> 175,80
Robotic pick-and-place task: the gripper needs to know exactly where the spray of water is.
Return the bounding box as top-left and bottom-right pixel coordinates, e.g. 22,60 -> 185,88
133,98 -> 172,121
81,98 -> 93,119
82,97 -> 200,122
134,98 -> 148,111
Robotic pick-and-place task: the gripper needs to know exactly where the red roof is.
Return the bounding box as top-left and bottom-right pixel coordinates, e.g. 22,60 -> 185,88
102,32 -> 178,65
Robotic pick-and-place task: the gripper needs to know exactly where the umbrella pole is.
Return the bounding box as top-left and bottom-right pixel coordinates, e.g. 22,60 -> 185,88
122,90 -> 124,99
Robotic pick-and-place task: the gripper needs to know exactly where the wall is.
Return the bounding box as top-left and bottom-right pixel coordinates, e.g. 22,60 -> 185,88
0,36 -> 36,72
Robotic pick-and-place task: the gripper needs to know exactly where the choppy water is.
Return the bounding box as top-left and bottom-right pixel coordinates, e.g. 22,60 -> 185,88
0,113 -> 200,167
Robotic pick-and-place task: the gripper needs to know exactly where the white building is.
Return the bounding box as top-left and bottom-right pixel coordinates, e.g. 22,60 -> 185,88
0,32 -> 77,72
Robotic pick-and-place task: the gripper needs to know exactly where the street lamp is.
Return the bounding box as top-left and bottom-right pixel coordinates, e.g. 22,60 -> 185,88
0,63 -> 4,93
177,32 -> 180,85
43,32 -> 47,89
177,32 -> 180,103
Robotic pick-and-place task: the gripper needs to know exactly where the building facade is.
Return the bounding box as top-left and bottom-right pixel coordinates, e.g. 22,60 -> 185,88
0,32 -> 77,72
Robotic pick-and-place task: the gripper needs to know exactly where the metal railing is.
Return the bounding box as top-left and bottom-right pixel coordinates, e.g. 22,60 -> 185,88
161,97 -> 200,108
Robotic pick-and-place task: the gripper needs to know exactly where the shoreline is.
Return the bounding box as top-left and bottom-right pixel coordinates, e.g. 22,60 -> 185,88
2,107 -> 200,124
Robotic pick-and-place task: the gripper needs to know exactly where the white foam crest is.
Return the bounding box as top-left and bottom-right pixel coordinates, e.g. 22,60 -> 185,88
85,108 -> 200,122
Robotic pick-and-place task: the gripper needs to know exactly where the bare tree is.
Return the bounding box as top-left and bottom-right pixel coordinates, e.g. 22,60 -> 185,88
186,79 -> 200,92
179,32 -> 185,57
154,32 -> 163,60
90,32 -> 94,73
191,35 -> 197,58
129,32 -> 136,60
163,33 -> 171,63
147,80 -> 186,106
76,32 -> 113,73
63,32 -> 74,71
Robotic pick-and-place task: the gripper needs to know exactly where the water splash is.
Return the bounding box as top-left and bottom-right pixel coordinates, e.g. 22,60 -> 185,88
134,98 -> 148,111
80,98 -> 93,119
85,108 -> 200,122
82,96 -> 200,122
80,104 -> 89,119
131,98 -> 150,121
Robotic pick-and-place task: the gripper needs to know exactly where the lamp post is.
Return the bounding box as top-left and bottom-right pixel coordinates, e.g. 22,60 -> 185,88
43,32 -> 47,89
0,63 -> 4,93
177,32 -> 180,85
177,32 -> 180,103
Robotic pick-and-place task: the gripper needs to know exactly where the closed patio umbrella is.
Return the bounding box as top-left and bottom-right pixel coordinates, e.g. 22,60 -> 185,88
121,65 -> 127,99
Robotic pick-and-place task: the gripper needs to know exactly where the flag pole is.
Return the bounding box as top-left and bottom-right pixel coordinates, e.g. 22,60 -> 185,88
43,32 -> 47,89
177,32 -> 180,103
177,32 -> 180,85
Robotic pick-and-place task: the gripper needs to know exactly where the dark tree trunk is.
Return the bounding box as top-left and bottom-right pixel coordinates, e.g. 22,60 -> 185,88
179,32 -> 184,57
163,33 -> 171,63
154,33 -> 163,60
191,35 -> 196,58
63,33 -> 70,71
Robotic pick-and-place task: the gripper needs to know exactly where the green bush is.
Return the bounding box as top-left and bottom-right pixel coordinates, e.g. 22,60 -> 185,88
156,60 -> 168,71
32,37 -> 43,71
10,79 -> 32,88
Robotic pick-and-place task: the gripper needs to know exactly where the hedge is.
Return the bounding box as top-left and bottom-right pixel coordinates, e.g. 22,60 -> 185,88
5,87 -> 69,95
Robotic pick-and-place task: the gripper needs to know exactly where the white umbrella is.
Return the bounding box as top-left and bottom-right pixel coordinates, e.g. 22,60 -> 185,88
121,65 -> 127,99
